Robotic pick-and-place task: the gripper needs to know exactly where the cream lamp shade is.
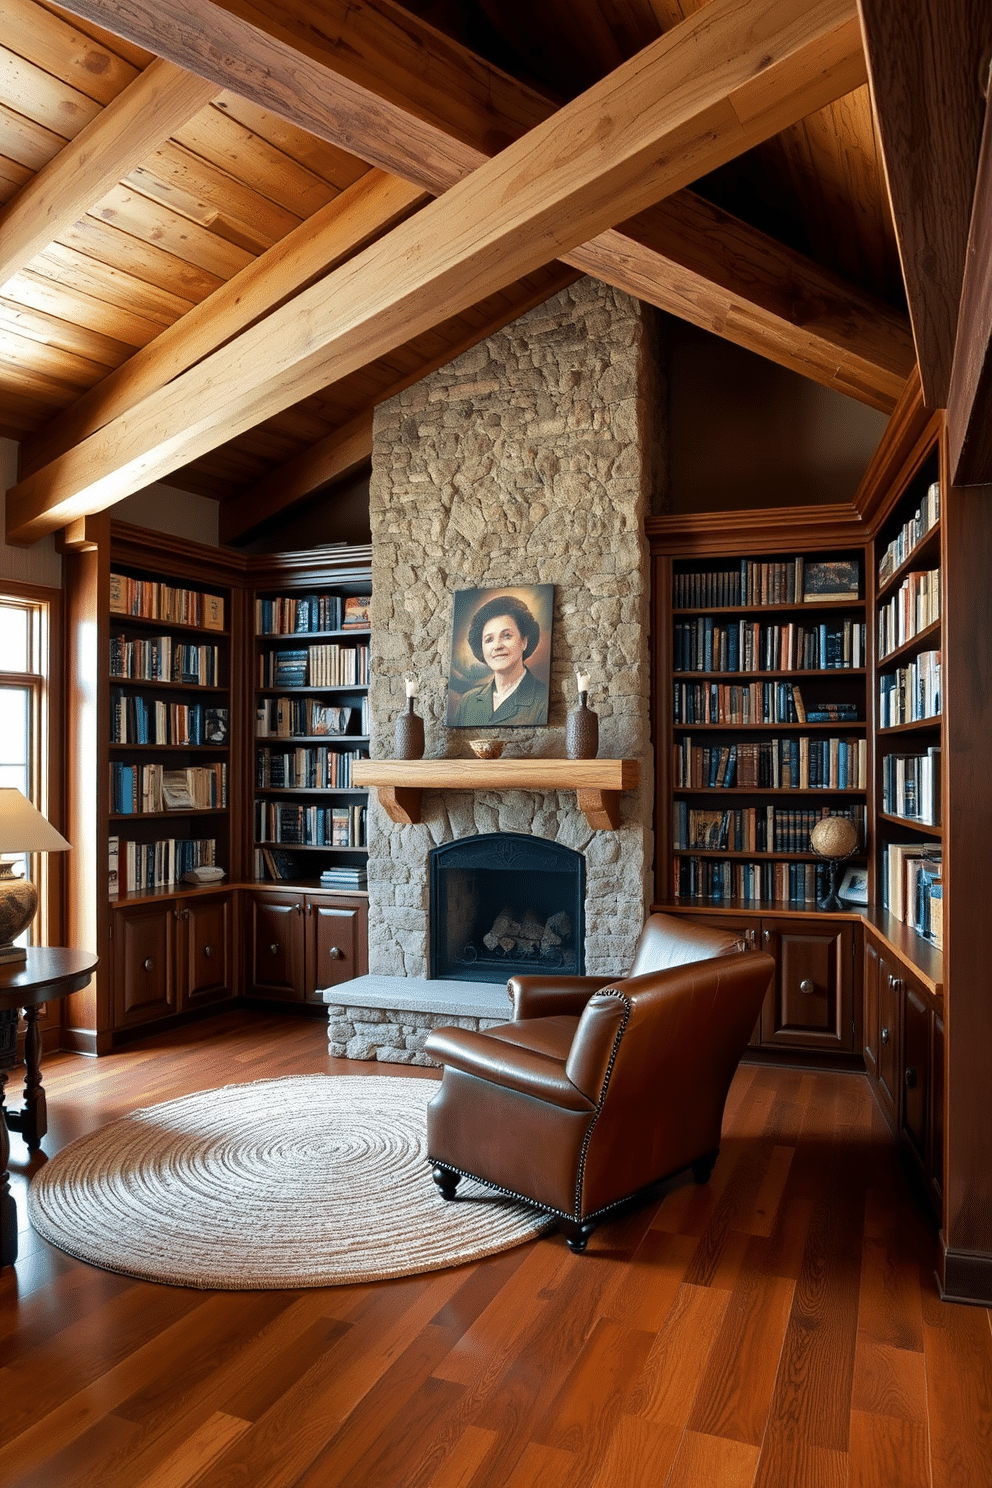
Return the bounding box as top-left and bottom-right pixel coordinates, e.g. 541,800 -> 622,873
0,788 -> 71,964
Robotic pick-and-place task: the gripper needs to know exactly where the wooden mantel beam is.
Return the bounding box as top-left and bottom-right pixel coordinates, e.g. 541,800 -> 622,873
7,0 -> 865,543
0,58 -> 218,293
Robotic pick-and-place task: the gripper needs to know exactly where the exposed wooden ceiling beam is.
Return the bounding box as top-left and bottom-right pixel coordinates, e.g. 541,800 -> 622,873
0,58 -> 217,290
947,95 -> 992,485
7,0 -> 865,544
568,194 -> 912,412
46,0 -> 907,425
17,169 -> 427,478
856,0 -> 992,408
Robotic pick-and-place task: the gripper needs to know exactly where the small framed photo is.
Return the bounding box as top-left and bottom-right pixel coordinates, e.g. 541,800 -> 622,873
802,559 -> 861,603
838,866 -> 869,904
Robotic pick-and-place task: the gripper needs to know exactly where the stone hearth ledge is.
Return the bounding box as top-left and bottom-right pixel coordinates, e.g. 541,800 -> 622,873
322,975 -> 511,1066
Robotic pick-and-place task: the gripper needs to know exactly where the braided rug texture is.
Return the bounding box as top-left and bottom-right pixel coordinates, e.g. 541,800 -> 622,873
28,1075 -> 552,1288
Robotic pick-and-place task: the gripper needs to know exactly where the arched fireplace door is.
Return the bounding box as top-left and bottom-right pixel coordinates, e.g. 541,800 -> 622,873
429,833 -> 585,984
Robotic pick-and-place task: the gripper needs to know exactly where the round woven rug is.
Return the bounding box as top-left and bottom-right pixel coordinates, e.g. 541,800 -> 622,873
28,1075 -> 552,1289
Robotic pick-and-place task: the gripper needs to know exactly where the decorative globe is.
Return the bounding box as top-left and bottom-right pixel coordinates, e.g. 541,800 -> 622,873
810,815 -> 859,860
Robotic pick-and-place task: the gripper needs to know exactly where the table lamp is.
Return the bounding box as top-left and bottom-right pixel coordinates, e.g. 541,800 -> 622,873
0,788 -> 71,964
810,814 -> 859,913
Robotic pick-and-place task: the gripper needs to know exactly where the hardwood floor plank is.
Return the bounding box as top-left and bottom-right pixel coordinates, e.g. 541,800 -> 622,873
687,1265 -> 795,1446
921,1277 -> 992,1487
127,1409 -> 253,1488
423,1423 -> 499,1488
533,1316 -> 656,1454
847,1408 -> 930,1488
626,1281 -> 730,1427
664,1429 -> 760,1488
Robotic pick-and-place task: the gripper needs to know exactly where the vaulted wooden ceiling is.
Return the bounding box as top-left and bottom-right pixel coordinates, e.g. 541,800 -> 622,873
0,0 -> 988,547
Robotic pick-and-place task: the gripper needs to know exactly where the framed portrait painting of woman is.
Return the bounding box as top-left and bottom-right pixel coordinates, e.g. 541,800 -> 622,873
446,585 -> 553,729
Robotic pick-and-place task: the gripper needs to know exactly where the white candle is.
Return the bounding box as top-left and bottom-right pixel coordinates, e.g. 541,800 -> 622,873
576,669 -> 590,694
405,675 -> 419,698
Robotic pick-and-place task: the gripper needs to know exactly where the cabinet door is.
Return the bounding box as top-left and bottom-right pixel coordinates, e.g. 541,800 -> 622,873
181,895 -> 232,1009
863,937 -> 880,1081
758,917 -> 855,1051
307,898 -> 368,1001
875,955 -> 901,1125
929,1010 -> 945,1207
902,982 -> 930,1163
248,894 -> 305,1000
113,903 -> 175,1027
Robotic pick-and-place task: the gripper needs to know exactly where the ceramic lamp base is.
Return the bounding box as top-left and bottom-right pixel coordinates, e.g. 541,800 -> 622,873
0,862 -> 35,962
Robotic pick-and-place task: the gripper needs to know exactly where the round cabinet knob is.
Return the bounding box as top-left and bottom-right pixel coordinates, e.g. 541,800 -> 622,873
143,958 -> 155,972
269,943 -> 280,955
203,945 -> 213,958
800,978 -> 815,995
327,947 -> 343,960
880,1027 -> 890,1045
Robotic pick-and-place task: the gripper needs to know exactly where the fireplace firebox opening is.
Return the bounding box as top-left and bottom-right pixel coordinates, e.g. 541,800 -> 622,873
429,832 -> 585,983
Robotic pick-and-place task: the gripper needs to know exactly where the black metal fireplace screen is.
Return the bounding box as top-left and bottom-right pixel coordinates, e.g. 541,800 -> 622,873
429,832 -> 585,983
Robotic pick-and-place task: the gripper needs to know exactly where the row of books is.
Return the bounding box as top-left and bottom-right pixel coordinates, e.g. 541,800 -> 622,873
255,594 -> 370,634
883,841 -> 942,946
108,835 -> 217,896
256,746 -> 368,789
259,642 -> 370,688
674,618 -> 865,674
877,481 -> 940,586
881,748 -> 941,825
673,679 -> 859,726
255,699 -> 367,738
110,635 -> 222,687
672,856 -> 833,906
673,737 -> 868,791
320,865 -> 367,890
256,802 -> 368,847
673,803 -> 865,853
110,762 -> 227,814
673,556 -> 861,609
877,568 -> 940,660
877,650 -> 941,728
110,573 -> 224,631
110,691 -> 228,746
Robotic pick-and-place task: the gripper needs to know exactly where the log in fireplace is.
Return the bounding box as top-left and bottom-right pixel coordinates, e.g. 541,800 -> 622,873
429,833 -> 585,984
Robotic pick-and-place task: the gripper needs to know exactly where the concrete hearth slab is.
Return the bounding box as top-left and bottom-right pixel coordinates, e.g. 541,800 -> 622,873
320,974 -> 510,1021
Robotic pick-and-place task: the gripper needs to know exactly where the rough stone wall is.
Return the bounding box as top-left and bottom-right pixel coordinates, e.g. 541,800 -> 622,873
325,1003 -> 503,1065
367,277 -> 657,978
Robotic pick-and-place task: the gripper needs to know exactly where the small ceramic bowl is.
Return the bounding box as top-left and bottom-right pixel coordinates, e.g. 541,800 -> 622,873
469,739 -> 505,759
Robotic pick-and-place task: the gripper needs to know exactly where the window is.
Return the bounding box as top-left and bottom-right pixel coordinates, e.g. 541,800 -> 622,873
0,585 -> 60,946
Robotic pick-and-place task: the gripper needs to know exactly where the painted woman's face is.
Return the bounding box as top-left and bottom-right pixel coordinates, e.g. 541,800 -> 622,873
481,614 -> 527,679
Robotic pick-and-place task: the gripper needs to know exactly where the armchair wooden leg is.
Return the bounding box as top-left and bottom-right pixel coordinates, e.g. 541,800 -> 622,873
431,1165 -> 461,1201
691,1150 -> 719,1184
561,1218 -> 596,1253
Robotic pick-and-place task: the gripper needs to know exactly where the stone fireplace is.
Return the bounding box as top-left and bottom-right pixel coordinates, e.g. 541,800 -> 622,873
361,276 -> 662,1004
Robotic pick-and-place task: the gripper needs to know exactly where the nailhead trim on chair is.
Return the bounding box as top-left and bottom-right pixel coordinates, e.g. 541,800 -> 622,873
428,987 -> 636,1227
571,988 -> 630,1220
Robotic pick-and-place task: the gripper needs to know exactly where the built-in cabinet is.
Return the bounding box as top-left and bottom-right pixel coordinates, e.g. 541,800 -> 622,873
111,889 -> 234,1030
245,888 -> 368,1004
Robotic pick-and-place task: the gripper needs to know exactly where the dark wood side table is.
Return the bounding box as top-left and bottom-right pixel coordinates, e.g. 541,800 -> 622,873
1,947 -> 98,1267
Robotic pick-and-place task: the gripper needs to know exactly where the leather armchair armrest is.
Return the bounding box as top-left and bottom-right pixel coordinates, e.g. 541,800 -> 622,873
424,1026 -> 596,1112
508,974 -> 614,1021
565,990 -> 628,1101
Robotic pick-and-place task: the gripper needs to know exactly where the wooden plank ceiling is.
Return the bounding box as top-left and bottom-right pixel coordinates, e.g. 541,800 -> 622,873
0,0 -> 917,544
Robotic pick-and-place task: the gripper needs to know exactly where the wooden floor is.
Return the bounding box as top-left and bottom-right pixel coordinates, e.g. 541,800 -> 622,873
2,1011 -> 992,1488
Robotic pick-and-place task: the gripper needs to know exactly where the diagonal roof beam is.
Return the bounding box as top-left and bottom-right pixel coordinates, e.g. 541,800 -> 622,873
7,0 -> 866,544
17,169 -> 427,479
44,0 -> 908,424
0,58 -> 218,290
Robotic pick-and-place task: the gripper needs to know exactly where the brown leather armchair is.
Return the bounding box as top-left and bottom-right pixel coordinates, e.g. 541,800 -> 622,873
425,913 -> 775,1251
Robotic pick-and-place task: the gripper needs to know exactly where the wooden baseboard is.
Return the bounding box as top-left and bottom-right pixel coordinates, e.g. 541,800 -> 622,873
937,1235 -> 992,1306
